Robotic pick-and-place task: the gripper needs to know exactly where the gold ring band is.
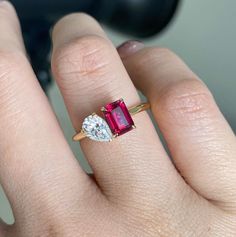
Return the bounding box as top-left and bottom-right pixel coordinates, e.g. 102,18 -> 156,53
128,102 -> 151,116
73,100 -> 150,142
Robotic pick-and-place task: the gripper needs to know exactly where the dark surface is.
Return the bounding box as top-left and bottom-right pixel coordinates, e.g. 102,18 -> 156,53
9,0 -> 180,91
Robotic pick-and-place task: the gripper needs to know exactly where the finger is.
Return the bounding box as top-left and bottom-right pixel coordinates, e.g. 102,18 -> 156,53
0,218 -> 8,236
0,1 -> 93,228
120,42 -> 236,210
51,13 -> 186,204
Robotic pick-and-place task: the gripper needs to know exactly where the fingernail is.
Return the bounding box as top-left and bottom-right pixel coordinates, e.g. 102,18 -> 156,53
117,40 -> 144,59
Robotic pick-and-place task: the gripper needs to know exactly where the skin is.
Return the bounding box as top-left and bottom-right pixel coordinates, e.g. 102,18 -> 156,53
0,1 -> 235,236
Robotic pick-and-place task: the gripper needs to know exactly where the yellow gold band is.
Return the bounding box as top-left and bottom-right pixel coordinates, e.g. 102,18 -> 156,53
128,102 -> 151,116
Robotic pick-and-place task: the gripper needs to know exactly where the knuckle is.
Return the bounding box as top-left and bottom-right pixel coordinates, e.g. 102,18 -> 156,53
52,35 -> 111,81
139,47 -> 177,67
0,51 -> 27,86
145,47 -> 174,59
0,51 -> 29,123
150,47 -> 175,58
0,1 -> 15,16
0,51 -> 14,69
157,79 -> 215,123
38,225 -> 61,237
55,12 -> 94,29
53,12 -> 95,34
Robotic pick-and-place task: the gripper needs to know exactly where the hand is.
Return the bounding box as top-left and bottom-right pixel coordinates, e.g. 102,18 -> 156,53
0,2 -> 235,236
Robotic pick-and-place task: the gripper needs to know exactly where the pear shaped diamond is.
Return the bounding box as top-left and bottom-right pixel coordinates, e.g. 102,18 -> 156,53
82,114 -> 113,142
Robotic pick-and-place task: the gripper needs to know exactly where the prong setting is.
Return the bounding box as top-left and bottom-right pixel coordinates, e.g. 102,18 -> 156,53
113,133 -> 119,139
102,99 -> 135,136
73,99 -> 150,142
101,107 -> 107,112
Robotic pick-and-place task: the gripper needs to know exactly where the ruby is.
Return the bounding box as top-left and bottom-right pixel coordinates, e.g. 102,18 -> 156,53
103,99 -> 134,136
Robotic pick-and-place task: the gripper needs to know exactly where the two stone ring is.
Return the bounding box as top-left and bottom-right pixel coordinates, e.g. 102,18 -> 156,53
73,99 -> 150,142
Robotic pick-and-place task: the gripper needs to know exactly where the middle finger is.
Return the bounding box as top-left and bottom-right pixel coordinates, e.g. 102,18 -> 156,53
51,13 -> 183,203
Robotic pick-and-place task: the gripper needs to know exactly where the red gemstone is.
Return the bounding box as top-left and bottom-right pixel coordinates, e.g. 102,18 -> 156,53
103,99 -> 134,136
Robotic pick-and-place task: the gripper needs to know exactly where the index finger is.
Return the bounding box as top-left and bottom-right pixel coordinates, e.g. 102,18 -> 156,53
0,1 -> 90,228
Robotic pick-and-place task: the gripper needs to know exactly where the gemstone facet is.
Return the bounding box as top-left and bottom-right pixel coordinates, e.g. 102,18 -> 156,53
103,99 -> 134,136
82,114 -> 113,142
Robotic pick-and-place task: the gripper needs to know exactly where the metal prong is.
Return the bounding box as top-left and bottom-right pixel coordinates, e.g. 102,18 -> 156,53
92,112 -> 97,116
101,107 -> 107,112
113,133 -> 119,139
132,125 -> 136,129
73,129 -> 86,141
119,98 -> 124,102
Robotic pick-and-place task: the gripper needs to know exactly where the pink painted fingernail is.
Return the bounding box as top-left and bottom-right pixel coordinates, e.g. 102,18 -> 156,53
117,40 -> 144,59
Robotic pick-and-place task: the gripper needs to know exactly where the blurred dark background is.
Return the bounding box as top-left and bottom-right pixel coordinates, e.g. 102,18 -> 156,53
10,0 -> 180,91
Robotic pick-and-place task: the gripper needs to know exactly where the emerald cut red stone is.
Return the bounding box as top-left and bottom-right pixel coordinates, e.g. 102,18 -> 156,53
103,99 -> 134,136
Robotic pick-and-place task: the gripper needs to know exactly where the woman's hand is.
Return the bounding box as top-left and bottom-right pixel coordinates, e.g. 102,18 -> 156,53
0,2 -> 235,236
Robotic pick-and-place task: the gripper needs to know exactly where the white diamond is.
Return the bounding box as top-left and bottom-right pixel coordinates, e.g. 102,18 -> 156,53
82,114 -> 113,142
